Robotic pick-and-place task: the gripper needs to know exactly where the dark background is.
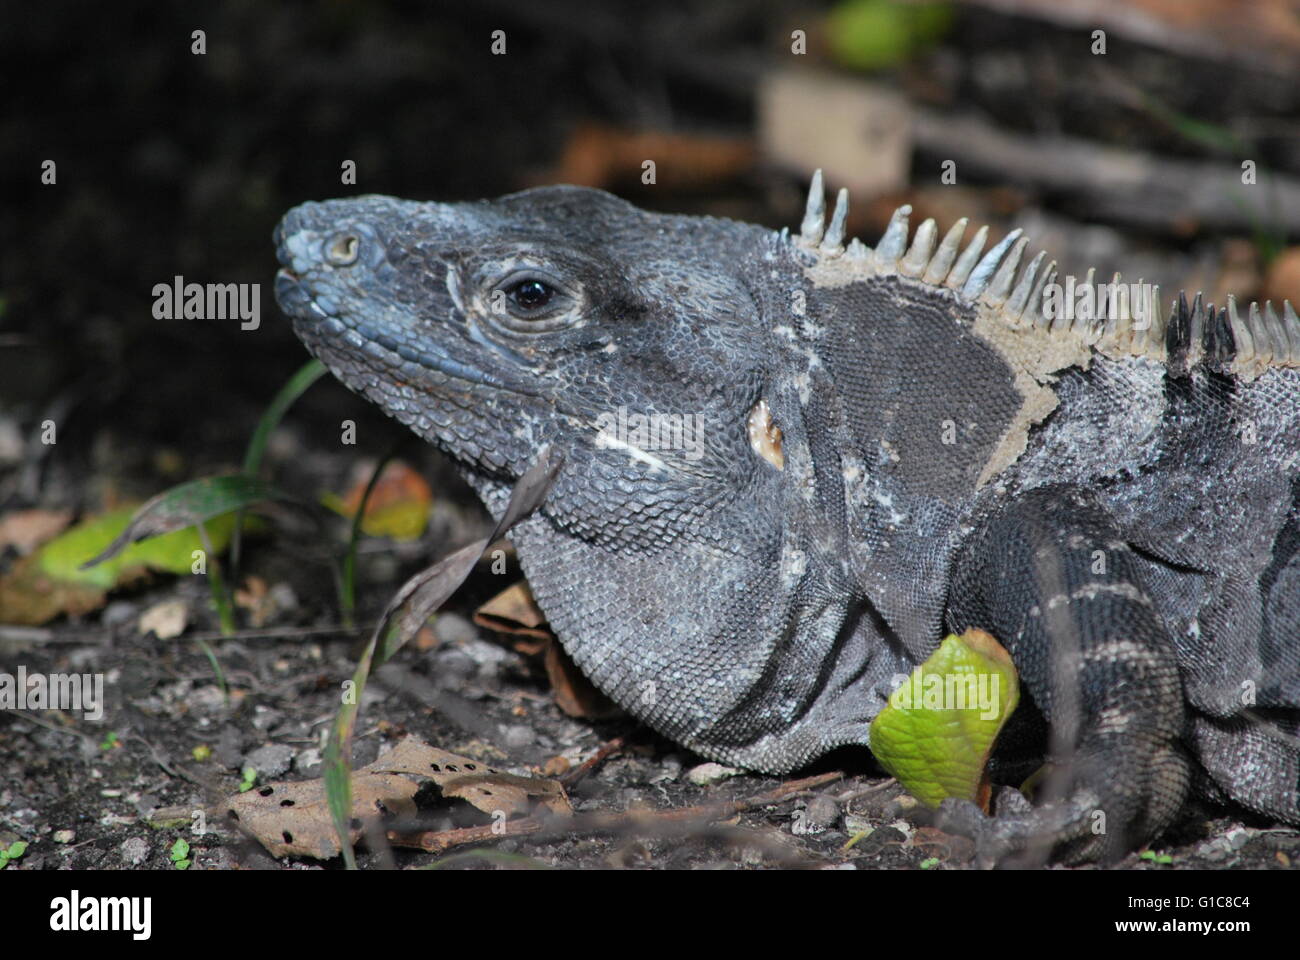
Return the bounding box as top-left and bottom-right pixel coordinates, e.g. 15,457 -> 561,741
3,0 -> 790,500
4,0 -> 1300,512
3,0 -> 1300,873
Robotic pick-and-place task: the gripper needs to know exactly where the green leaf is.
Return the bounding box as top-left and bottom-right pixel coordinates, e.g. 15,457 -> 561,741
7,841 -> 28,859
869,628 -> 1019,810
32,507 -> 232,589
243,359 -> 327,477
78,475 -> 287,571
170,838 -> 190,861
827,0 -> 953,72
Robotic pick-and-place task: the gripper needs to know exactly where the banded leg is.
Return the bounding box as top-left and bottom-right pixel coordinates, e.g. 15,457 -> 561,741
942,485 -> 1192,864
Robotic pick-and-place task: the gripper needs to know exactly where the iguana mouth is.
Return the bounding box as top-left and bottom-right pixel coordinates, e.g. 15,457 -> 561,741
274,256 -> 527,395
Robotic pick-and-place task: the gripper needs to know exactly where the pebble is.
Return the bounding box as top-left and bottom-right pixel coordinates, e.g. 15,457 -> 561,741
433,612 -> 479,647
804,794 -> 841,830
102,600 -> 138,628
888,819 -> 915,841
501,724 -> 534,750
433,649 -> 477,690
268,582 -> 299,616
119,837 -> 150,866
650,754 -> 683,784
686,762 -> 742,787
251,705 -> 283,731
243,743 -> 294,779
1224,827 -> 1252,851
294,747 -> 323,777
0,418 -> 22,465
213,725 -> 245,769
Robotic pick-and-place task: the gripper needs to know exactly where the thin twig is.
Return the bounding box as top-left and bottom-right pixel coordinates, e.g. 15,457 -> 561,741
389,771 -> 844,854
559,736 -> 626,789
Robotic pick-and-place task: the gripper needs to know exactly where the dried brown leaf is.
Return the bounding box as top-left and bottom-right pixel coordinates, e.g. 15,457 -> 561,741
544,640 -> 621,720
225,737 -> 571,860
0,509 -> 74,554
366,738 -> 573,818
226,772 -> 419,860
473,581 -> 550,637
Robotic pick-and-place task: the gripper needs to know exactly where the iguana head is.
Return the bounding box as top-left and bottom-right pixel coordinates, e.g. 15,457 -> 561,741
275,186 -> 784,542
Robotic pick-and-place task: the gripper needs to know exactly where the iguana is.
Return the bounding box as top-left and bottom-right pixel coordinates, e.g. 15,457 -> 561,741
273,174 -> 1300,864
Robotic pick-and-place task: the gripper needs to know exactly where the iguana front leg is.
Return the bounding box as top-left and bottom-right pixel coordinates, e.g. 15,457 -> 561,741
941,485 -> 1193,865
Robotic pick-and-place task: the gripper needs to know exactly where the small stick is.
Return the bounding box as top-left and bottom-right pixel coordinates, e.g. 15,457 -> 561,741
559,736 -> 626,789
389,770 -> 844,855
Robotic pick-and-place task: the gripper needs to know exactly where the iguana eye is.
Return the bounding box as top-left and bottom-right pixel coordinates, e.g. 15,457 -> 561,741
507,278 -> 555,314
485,268 -> 579,332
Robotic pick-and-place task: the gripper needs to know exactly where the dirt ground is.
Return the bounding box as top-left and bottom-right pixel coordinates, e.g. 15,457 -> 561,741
2,424 -> 1297,872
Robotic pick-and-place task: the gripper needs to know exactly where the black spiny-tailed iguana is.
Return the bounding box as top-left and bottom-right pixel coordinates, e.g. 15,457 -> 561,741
273,174 -> 1300,863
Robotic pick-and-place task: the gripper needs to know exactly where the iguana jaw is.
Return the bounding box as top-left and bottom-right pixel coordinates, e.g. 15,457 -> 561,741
275,267 -> 525,395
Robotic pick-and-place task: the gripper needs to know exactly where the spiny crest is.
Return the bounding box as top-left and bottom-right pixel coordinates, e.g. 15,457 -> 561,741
793,169 -> 1300,377
1195,295 -> 1300,377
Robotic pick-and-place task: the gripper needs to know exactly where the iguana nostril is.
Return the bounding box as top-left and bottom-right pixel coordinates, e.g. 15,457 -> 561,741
326,233 -> 359,266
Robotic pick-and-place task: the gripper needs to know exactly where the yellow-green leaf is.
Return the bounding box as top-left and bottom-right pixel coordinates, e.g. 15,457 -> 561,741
869,628 -> 1019,810
826,0 -> 953,72
39,507 -> 244,586
321,460 -> 431,542
77,475 -> 284,571
0,503 -> 261,625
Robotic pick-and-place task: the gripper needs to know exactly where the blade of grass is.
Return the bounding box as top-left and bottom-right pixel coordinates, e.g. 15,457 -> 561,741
195,520 -> 236,638
242,358 -> 328,476
231,358 -> 327,572
323,446 -> 563,868
193,520 -> 231,700
323,629 -> 378,870
340,450 -> 398,630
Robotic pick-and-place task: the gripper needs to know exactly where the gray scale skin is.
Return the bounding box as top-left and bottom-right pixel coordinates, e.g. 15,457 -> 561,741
274,184 -> 1300,863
